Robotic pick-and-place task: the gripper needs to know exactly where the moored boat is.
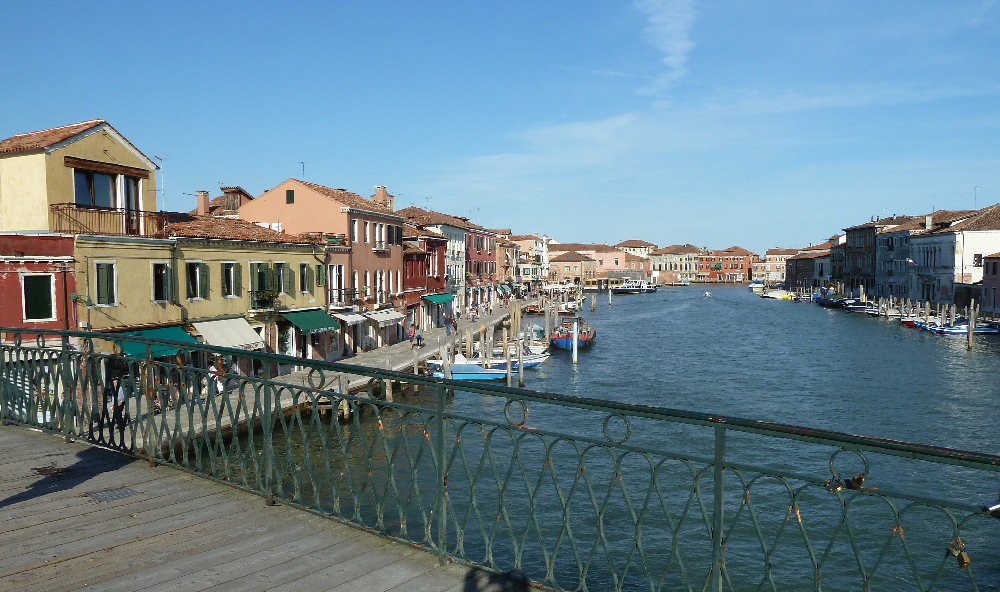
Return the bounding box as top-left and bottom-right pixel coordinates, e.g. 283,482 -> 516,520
611,279 -> 657,294
550,317 -> 596,350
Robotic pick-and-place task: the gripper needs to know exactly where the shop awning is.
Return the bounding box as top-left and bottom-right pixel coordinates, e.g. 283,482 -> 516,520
192,318 -> 264,350
422,293 -> 453,305
121,326 -> 199,359
282,309 -> 340,335
498,285 -> 510,294
330,311 -> 367,325
365,309 -> 405,327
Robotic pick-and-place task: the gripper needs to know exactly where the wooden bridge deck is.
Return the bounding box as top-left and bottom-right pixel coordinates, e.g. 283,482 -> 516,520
0,425 -> 532,592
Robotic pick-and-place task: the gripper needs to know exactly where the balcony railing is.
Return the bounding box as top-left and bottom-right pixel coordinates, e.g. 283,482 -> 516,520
248,289 -> 279,310
372,241 -> 390,254
49,203 -> 169,237
7,329 -> 999,591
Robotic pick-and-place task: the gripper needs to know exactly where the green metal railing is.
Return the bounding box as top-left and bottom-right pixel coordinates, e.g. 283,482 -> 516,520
2,328 -> 999,591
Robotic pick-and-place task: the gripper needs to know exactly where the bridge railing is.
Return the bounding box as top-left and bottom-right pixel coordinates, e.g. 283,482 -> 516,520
2,327 -> 999,592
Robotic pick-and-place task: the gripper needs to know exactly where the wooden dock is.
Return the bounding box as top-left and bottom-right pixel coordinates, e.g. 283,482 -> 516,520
0,425 -> 533,592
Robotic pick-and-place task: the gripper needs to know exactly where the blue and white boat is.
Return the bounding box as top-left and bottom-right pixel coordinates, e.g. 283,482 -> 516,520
550,317 -> 596,350
611,279 -> 657,294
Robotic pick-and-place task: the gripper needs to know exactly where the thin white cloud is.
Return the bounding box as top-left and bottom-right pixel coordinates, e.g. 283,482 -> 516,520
633,0 -> 697,95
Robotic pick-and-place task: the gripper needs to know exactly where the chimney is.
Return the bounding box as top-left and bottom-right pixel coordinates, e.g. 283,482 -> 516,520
925,214 -> 932,230
196,190 -> 210,215
372,185 -> 394,210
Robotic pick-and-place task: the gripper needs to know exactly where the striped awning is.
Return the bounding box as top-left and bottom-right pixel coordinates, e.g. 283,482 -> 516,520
330,311 -> 368,325
365,309 -> 405,327
192,318 -> 264,350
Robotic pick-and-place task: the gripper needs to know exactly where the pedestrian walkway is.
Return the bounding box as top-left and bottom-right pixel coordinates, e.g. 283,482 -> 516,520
0,425 -> 534,592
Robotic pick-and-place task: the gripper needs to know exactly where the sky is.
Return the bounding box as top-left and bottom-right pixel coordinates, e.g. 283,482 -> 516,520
2,1 -> 999,254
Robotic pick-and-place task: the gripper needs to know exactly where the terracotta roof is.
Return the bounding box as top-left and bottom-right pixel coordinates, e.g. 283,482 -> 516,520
710,246 -> 755,256
166,213 -> 317,244
487,228 -> 511,236
843,216 -> 915,231
550,251 -> 595,263
617,251 -> 647,261
926,204 -> 1000,233
986,252 -> 1000,259
765,248 -> 798,256
291,179 -> 399,217
403,243 -> 426,255
789,250 -> 830,260
0,119 -> 106,154
615,239 -> 656,248
395,206 -> 486,231
403,223 -> 446,240
509,234 -> 539,241
651,244 -> 701,255
548,242 -> 620,253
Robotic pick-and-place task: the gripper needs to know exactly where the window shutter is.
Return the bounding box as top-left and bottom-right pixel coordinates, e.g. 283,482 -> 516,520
250,264 -> 260,292
397,226 -> 403,245
316,264 -> 325,286
282,265 -> 293,294
387,225 -> 394,246
221,263 -> 228,294
306,265 -> 314,292
234,263 -> 242,297
272,265 -> 281,293
199,263 -> 210,299
97,264 -> 110,305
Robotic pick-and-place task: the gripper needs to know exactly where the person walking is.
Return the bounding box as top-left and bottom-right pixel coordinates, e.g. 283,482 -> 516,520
407,324 -> 416,349
111,375 -> 129,448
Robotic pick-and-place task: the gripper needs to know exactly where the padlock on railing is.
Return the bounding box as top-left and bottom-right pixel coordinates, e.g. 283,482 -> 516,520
946,538 -> 971,570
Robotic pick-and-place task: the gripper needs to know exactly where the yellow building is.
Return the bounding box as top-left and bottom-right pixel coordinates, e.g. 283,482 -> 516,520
0,119 -> 160,235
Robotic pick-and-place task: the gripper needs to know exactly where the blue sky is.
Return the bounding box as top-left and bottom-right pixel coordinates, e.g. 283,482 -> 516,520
3,1 -> 998,254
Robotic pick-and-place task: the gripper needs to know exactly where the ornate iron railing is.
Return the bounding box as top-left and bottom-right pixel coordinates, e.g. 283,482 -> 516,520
2,327 -> 999,591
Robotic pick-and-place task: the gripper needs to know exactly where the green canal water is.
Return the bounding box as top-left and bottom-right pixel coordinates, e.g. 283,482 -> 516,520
237,285 -> 1000,591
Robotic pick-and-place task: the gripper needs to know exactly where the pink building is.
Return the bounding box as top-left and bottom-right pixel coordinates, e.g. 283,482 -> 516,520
240,179 -> 406,348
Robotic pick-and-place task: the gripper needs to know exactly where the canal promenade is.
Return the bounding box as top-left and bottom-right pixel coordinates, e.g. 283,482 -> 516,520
0,424 -> 532,592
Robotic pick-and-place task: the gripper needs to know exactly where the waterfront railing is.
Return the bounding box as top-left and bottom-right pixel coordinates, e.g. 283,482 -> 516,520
2,328 -> 999,591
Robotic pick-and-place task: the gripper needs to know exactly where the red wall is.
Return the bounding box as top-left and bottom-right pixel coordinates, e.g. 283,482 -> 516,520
0,235 -> 77,337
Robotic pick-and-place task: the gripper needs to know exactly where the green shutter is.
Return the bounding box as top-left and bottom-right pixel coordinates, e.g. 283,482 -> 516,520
234,263 -> 242,297
96,263 -> 112,305
397,226 -> 404,245
282,264 -> 293,294
305,264 -> 314,293
250,263 -> 260,292
316,264 -> 325,286
272,265 -> 281,293
199,263 -> 209,299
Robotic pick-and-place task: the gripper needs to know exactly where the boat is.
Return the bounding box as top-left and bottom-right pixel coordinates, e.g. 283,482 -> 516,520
611,279 -> 657,294
550,317 -> 596,350
431,366 -> 508,380
760,289 -> 794,300
748,280 -> 765,292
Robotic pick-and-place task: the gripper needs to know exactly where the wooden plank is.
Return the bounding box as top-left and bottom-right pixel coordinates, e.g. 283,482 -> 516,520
269,544 -> 422,592
326,547 -> 451,592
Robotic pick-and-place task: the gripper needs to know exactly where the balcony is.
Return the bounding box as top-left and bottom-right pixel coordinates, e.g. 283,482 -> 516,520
49,203 -> 169,237
372,241 -> 390,254
249,290 -> 279,311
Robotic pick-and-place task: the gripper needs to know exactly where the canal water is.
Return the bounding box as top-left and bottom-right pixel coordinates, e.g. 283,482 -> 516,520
246,285 -> 1000,591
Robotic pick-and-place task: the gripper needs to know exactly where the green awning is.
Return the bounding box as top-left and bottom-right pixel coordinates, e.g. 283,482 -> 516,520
282,309 -> 340,335
423,293 -> 453,305
121,326 -> 199,359
498,285 -> 510,294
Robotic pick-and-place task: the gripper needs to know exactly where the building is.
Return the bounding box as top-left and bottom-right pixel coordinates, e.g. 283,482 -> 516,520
842,216 -> 914,297
909,203 -> 1000,306
697,246 -> 755,282
547,243 -> 647,280
510,234 -> 549,290
873,210 -> 978,301
240,180 -> 406,348
549,251 -> 598,285
981,253 -> 1000,314
615,239 -> 657,258
648,244 -> 701,285
0,233 -> 76,340
761,248 -> 798,284
402,224 -> 450,330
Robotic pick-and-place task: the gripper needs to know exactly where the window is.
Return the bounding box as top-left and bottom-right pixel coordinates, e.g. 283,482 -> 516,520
95,261 -> 117,306
364,270 -> 371,297
186,261 -> 208,299
74,170 -> 115,208
152,262 -> 170,302
274,262 -> 291,294
299,262 -> 313,293
250,262 -> 269,293
351,219 -> 358,243
315,264 -> 325,287
364,221 -> 370,243
352,270 -> 359,296
286,189 -> 294,204
387,225 -> 394,245
22,274 -> 55,321
221,262 -> 241,298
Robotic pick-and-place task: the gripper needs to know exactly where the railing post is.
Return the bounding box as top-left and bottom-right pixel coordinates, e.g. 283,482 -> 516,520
263,374 -> 276,504
712,425 -> 726,592
435,384 -> 448,557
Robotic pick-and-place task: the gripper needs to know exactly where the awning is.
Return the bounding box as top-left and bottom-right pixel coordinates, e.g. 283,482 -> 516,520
365,309 -> 405,327
282,309 -> 340,335
498,285 -> 510,294
422,293 -> 453,305
121,326 -> 199,359
330,311 -> 367,325
192,318 -> 264,350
